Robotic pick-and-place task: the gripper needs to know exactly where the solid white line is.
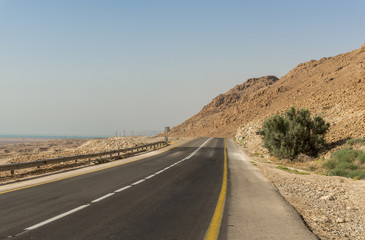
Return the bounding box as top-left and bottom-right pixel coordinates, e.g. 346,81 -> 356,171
155,170 -> 164,175
114,185 -> 131,193
25,204 -> 90,231
132,179 -> 145,185
91,193 -> 115,203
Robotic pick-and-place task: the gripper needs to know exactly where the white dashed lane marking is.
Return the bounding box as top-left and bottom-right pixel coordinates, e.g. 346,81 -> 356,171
115,186 -> 131,193
22,138 -> 212,233
91,193 -> 115,203
25,204 -> 90,231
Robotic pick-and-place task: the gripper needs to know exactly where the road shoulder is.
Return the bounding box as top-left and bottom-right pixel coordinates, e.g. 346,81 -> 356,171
223,139 -> 318,240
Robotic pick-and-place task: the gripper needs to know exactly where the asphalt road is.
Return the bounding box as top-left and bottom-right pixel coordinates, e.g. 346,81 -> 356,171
0,138 -> 224,240
1,138 -> 318,240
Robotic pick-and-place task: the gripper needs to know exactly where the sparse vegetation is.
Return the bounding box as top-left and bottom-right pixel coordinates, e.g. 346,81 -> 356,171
254,152 -> 264,158
276,165 -> 310,175
258,107 -> 330,159
324,149 -> 365,179
346,138 -> 365,146
235,135 -> 247,147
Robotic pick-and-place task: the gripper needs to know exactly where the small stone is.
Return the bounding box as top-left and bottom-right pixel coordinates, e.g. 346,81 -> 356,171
336,218 -> 345,223
314,215 -> 329,222
320,195 -> 335,201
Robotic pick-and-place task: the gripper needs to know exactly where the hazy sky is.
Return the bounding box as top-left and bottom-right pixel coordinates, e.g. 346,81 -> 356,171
1,0 -> 364,137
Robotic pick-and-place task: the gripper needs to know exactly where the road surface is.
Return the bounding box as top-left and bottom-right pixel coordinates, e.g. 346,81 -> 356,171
0,138 -> 317,239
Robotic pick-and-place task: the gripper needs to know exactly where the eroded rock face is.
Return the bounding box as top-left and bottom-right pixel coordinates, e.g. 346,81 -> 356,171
205,76 -> 279,111
169,75 -> 280,138
170,43 -> 365,143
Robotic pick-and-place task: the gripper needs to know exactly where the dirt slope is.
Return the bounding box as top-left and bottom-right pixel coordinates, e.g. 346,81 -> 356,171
169,43 -> 365,142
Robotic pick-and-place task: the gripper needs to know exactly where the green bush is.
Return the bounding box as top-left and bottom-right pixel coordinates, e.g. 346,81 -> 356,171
258,107 -> 330,159
329,169 -> 365,179
324,149 -> 365,179
346,138 -> 365,146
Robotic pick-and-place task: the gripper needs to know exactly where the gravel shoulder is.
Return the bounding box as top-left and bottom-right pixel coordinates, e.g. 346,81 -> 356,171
239,146 -> 365,240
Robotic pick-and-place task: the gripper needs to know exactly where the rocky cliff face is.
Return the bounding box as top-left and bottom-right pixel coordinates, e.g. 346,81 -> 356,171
169,76 -> 279,138
169,43 -> 365,143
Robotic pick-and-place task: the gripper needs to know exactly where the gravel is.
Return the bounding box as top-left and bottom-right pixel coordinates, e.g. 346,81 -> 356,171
250,152 -> 365,240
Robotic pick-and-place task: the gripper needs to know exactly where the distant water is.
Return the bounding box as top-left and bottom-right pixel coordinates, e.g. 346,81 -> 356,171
0,134 -> 105,139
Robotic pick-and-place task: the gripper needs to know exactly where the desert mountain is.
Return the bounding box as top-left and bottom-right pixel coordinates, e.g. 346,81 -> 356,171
169,43 -> 365,143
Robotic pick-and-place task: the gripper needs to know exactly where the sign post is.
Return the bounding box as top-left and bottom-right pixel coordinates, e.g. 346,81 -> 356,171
164,126 -> 170,143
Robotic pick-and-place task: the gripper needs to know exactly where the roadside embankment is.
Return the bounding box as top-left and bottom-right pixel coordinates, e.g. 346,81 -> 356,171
238,145 -> 365,240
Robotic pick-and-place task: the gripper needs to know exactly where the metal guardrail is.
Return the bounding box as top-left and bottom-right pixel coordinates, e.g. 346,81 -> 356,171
0,141 -> 168,175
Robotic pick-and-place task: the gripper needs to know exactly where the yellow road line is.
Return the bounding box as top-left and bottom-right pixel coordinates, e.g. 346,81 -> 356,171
0,138 -> 195,195
204,138 -> 227,240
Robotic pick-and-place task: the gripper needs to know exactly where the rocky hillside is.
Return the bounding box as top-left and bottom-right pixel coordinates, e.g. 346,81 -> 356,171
169,43 -> 365,143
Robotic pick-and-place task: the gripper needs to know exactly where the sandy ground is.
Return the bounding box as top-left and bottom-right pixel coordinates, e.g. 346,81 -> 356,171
0,138 -> 89,165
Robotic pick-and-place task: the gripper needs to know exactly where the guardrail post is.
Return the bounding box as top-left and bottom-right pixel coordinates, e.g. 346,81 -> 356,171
10,169 -> 14,176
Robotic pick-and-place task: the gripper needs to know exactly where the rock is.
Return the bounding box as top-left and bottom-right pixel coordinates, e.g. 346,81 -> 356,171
320,195 -> 336,201
336,218 -> 346,223
314,215 -> 329,223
